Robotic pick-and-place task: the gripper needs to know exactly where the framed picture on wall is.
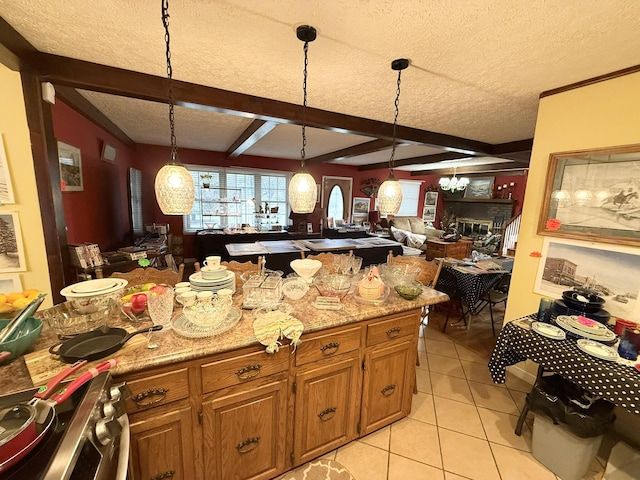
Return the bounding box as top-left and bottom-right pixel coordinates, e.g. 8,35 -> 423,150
0,134 -> 15,204
423,207 -> 436,222
0,212 -> 26,272
352,197 -> 370,215
538,144 -> 640,247
0,274 -> 22,294
58,141 -> 83,192
424,191 -> 438,206
463,177 -> 494,199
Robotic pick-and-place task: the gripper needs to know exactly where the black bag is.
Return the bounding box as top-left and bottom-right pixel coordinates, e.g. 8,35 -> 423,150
526,374 -> 615,438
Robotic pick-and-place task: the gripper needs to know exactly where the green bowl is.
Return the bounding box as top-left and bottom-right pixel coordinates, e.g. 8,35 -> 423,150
394,284 -> 423,301
0,317 -> 43,364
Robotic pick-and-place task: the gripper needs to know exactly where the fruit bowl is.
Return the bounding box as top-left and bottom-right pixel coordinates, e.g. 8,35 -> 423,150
312,274 -> 351,299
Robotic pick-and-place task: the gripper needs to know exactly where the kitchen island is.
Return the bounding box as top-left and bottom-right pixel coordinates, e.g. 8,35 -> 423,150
0,287 -> 448,480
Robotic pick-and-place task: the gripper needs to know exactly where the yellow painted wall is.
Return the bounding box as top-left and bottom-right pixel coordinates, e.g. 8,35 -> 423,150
0,64 -> 53,306
506,71 -> 640,322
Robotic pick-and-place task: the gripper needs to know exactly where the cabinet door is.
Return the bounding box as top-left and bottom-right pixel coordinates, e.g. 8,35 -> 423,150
129,406 -> 195,480
361,340 -> 414,435
203,377 -> 288,480
293,356 -> 361,465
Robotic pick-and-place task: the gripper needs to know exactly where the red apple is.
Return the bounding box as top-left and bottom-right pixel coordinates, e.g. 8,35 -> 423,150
130,293 -> 148,314
149,285 -> 167,296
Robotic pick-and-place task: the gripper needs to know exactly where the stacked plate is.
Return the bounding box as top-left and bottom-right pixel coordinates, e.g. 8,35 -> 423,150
554,315 -> 617,345
189,271 -> 236,294
61,278 -> 128,298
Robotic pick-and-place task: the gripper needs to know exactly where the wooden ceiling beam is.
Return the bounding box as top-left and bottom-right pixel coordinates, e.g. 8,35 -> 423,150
55,86 -> 136,147
358,152 -> 472,171
306,139 -> 393,165
411,162 -> 526,176
33,53 -> 494,155
226,119 -> 278,158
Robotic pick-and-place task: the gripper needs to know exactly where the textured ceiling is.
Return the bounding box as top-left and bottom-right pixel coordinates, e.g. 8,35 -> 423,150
2,0 -> 640,167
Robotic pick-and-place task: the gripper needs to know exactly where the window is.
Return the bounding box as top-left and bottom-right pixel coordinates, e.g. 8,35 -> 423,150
128,168 -> 143,236
183,166 -> 290,232
395,180 -> 422,217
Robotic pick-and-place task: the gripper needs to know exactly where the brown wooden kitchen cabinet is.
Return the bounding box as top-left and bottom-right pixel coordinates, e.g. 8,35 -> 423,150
119,308 -> 422,480
202,375 -> 289,480
129,406 -> 196,480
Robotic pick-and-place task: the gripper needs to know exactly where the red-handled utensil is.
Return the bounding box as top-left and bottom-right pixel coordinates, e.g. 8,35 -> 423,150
0,352 -> 10,362
0,358 -> 117,473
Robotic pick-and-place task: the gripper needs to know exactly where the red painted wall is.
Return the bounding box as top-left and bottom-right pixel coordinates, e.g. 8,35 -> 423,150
52,101 -> 138,251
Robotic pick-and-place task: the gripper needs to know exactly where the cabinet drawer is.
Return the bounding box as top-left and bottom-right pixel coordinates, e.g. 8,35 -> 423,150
366,314 -> 417,347
295,327 -> 361,367
201,346 -> 290,394
125,368 -> 189,412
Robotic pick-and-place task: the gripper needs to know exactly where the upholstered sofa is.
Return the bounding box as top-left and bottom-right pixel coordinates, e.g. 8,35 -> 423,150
388,216 -> 444,252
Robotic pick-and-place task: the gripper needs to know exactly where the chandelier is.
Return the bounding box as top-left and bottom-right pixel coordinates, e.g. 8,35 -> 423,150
154,0 -> 195,215
439,167 -> 469,192
378,58 -> 409,215
288,25 -> 318,214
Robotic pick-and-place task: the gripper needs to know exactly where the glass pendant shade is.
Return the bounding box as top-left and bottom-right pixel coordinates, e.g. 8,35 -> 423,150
439,172 -> 469,192
155,163 -> 195,215
378,171 -> 403,215
289,170 -> 317,214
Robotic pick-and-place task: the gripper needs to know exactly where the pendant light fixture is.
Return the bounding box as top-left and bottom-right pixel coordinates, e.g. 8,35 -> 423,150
288,25 -> 318,214
154,0 -> 195,215
438,166 -> 469,192
378,58 -> 409,216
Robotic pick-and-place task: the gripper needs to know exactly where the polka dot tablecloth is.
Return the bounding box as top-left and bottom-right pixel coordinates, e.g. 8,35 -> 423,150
488,316 -> 640,415
437,266 -> 503,314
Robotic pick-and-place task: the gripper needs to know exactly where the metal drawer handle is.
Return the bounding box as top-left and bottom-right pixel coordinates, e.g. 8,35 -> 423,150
318,407 -> 337,421
381,384 -> 396,396
133,388 -> 169,407
236,364 -> 262,380
386,327 -> 401,338
236,436 -> 261,453
150,470 -> 175,480
320,342 -> 340,355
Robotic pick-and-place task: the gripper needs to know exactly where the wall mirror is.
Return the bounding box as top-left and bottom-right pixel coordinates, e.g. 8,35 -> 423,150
538,143 -> 640,246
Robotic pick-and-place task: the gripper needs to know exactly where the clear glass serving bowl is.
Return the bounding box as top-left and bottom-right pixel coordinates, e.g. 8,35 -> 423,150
312,274 -> 351,299
378,263 -> 421,289
182,296 -> 232,328
36,298 -> 117,337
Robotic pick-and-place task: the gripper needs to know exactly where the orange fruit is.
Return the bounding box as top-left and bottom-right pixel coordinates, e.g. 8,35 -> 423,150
22,289 -> 41,297
0,304 -> 13,314
5,292 -> 25,304
0,294 -> 6,305
11,297 -> 30,310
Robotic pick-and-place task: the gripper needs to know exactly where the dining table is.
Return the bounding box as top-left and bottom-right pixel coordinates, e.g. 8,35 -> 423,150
437,264 -> 505,315
488,314 -> 640,435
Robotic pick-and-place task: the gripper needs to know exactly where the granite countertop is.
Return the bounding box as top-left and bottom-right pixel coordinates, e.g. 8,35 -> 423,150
0,288 -> 448,396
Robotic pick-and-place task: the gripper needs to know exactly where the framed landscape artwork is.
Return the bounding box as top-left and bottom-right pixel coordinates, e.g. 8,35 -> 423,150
352,197 -> 370,215
538,144 -> 640,247
423,192 -> 438,221
58,141 -> 83,191
534,237 -> 640,319
0,273 -> 21,294
0,134 -> 15,204
0,212 -> 26,272
464,177 -> 494,199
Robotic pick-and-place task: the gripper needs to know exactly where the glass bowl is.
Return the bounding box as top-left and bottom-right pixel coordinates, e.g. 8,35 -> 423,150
281,277 -> 310,300
378,263 -> 421,289
35,298 -> 117,337
183,299 -> 232,328
312,274 -> 351,299
394,282 -> 424,300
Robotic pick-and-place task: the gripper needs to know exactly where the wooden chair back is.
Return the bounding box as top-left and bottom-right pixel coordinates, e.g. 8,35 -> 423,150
109,264 -> 184,286
221,260 -> 259,288
306,252 -> 337,273
387,252 -> 441,287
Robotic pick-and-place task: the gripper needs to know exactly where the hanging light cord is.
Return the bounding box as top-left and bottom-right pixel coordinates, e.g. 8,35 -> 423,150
389,69 -> 403,169
300,40 -> 309,165
162,0 -> 178,163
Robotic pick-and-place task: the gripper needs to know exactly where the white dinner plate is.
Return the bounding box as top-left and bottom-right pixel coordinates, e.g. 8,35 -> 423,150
576,339 -> 620,362
554,315 -> 617,343
189,271 -> 234,286
563,315 -> 610,335
61,278 -> 128,298
532,322 -> 566,340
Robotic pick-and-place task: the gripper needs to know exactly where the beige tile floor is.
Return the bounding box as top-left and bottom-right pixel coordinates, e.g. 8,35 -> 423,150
315,306 -> 609,480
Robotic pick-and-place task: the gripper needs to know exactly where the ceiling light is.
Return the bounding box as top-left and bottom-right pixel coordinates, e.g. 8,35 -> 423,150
439,167 -> 469,192
288,25 -> 318,214
378,58 -> 409,216
154,0 -> 195,215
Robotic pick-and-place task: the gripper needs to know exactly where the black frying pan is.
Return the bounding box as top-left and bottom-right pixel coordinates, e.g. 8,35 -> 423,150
49,325 -> 162,363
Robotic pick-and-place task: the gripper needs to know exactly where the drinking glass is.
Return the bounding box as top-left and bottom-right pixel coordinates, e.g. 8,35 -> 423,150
147,286 -> 174,330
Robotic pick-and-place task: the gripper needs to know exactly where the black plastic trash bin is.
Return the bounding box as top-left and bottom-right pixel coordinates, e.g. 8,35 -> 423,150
528,374 -> 616,480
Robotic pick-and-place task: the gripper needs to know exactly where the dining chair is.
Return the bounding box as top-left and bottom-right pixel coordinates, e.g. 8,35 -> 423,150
433,260 -> 467,333
476,272 -> 511,335
109,263 -> 185,286
305,252 -> 337,273
221,259 -> 260,288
